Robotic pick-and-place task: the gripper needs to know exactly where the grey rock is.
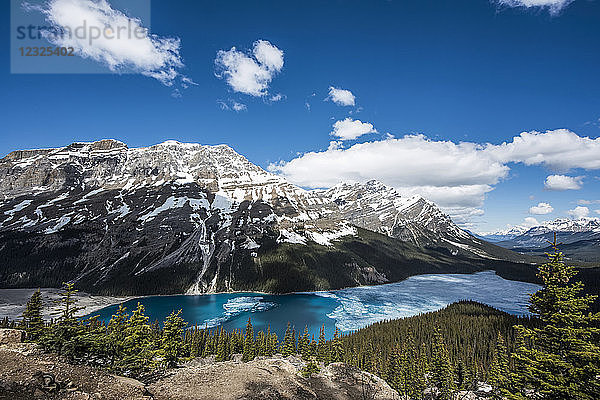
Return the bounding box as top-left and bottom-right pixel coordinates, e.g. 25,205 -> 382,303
0,328 -> 26,344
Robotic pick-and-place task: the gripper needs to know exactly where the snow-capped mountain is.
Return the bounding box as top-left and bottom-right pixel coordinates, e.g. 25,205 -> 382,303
0,140 -> 530,295
320,180 -> 467,246
524,218 -> 600,236
477,226 -> 532,243
482,218 -> 600,247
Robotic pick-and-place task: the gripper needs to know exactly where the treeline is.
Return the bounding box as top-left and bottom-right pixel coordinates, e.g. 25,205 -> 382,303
4,245 -> 600,399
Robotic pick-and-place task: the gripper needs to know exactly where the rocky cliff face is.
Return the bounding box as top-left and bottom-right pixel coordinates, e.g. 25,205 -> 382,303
0,140 -> 529,295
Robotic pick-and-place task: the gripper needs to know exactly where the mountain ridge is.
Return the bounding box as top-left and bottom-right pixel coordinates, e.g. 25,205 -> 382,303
478,217 -> 600,264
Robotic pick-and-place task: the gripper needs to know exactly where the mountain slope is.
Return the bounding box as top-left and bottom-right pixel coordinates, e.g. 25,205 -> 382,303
0,140 -> 537,295
480,218 -> 600,263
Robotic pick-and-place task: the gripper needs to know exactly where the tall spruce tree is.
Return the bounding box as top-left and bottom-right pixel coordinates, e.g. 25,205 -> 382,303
42,282 -> 86,358
431,327 -> 456,400
309,335 -> 317,358
506,238 -> 600,400
488,332 -> 509,399
282,323 -> 295,357
120,302 -> 154,374
412,342 -> 429,399
242,317 -> 254,362
106,305 -> 128,370
331,327 -> 344,363
21,289 -> 44,340
159,309 -> 187,368
385,346 -> 403,393
255,330 -> 266,357
298,326 -> 310,360
265,326 -> 277,356
216,327 -> 229,361
317,324 -> 328,363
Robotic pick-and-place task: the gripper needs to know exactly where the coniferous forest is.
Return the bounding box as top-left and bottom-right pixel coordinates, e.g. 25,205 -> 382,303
2,245 -> 599,400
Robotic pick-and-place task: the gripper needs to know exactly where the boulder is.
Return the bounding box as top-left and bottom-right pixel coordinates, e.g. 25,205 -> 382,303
0,329 -> 26,344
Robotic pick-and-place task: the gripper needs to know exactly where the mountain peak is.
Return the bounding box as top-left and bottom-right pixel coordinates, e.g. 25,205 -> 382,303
1,139 -> 128,162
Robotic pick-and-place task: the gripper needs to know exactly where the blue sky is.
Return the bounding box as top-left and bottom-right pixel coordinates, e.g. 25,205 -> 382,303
1,0 -> 599,232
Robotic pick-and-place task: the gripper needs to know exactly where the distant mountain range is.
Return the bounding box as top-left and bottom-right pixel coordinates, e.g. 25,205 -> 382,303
479,218 -> 600,263
0,140 -> 540,296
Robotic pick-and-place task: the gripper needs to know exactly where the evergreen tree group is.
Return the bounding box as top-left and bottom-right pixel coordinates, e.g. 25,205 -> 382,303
502,237 -> 600,400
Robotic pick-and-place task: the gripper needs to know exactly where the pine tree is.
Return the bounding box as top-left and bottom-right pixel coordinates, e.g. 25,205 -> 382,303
42,282 -> 86,359
216,327 -> 229,361
159,309 -> 187,368
301,357 -> 320,378
282,323 -> 295,357
21,289 -> 44,341
385,346 -> 403,393
411,342 -> 429,399
267,331 -> 278,356
431,327 -> 456,400
292,327 -> 297,353
309,334 -> 317,358
405,333 -> 422,399
489,332 -> 509,399
242,317 -> 254,362
507,238 -> 600,400
79,315 -> 108,364
255,330 -> 266,357
298,326 -> 310,360
120,302 -> 154,374
317,324 -> 328,363
202,329 -> 215,357
265,326 -> 277,356
106,305 -> 128,370
330,327 -> 344,363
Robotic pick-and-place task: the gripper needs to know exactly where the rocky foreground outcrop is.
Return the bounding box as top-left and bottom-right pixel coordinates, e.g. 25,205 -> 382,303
0,341 -> 398,400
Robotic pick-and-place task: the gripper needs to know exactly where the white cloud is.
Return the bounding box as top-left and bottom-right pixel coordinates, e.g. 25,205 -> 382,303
330,118 -> 377,141
217,99 -> 247,112
270,129 -> 600,223
270,93 -> 284,102
529,202 -> 554,215
577,199 -> 600,205
567,206 -> 590,219
486,129 -> 600,170
38,0 -> 185,86
232,102 -> 247,112
496,0 -> 575,14
544,175 -> 583,191
269,135 -> 506,220
215,40 -> 283,97
522,216 -> 540,228
328,141 -> 343,151
327,87 -> 356,106
596,210 -> 600,215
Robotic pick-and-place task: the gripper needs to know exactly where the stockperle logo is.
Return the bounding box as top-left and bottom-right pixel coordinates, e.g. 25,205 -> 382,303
10,0 -> 152,74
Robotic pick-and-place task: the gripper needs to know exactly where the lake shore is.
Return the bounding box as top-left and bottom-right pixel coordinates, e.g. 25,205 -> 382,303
0,288 -> 135,321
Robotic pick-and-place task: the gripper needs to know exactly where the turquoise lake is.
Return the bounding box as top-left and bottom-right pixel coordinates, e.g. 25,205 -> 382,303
89,271 -> 540,339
